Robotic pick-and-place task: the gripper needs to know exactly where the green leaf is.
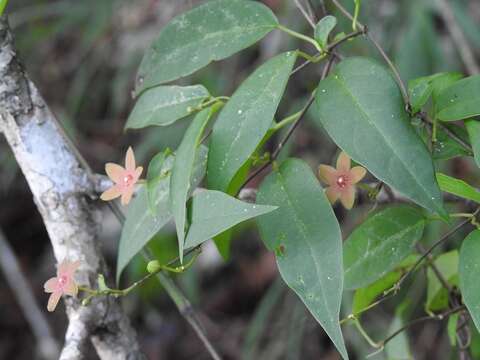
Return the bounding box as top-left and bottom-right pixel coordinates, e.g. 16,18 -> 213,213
207,51 -> 297,191
126,85 -> 210,129
351,255 -> 414,314
170,108 -> 213,263
436,172 -> 480,204
408,72 -> 462,114
352,254 -> 418,316
146,150 -> 170,212
408,77 -> 433,114
135,0 -> 278,94
256,158 -> 348,359
459,229 -> 480,333
426,250 -> 459,312
184,190 -> 276,249
0,0 -> 8,16
430,72 -> 463,102
431,123 -> 471,160
344,205 -> 425,289
352,271 -> 400,315
314,57 -> 446,218
466,119 -> 480,168
314,15 -> 337,49
436,75 -> 480,121
117,148 -> 207,282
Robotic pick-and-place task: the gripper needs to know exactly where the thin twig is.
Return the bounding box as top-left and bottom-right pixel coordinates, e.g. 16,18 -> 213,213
344,217 -> 473,321
436,0 -> 480,75
107,201 -> 221,360
293,0 -> 316,28
379,305 -> 466,348
396,217 -> 472,292
420,112 -> 473,153
416,243 -> 452,292
304,0 -> 318,22
0,228 -> 59,360
330,0 -> 410,107
142,249 -> 221,360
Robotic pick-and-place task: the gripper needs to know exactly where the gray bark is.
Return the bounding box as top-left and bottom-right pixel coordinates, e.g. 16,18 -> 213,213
0,16 -> 143,360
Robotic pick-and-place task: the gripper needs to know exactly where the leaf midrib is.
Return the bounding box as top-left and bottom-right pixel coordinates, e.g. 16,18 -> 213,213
276,171 -> 336,324
332,71 -> 439,212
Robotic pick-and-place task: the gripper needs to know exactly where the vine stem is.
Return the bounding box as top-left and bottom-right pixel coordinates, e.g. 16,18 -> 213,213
379,305 -> 466,349
278,24 -> 322,52
330,0 -> 410,107
107,202 -> 222,360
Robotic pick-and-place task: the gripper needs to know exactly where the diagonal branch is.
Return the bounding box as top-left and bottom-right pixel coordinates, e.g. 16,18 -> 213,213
0,16 -> 144,360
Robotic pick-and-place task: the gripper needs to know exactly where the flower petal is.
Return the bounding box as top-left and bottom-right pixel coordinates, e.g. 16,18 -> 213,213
58,260 -> 70,275
100,185 -> 122,201
66,260 -> 81,275
318,165 -> 337,185
134,166 -> 143,181
125,147 -> 136,172
63,279 -> 78,297
325,186 -> 340,204
336,151 -> 351,172
105,163 -> 125,183
340,186 -> 356,210
44,277 -> 58,293
47,291 -> 62,312
350,166 -> 367,184
121,187 -> 134,205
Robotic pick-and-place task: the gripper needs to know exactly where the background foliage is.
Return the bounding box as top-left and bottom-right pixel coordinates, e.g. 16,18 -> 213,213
2,0 -> 480,359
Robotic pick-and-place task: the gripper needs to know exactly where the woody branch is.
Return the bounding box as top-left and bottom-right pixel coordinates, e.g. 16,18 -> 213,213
0,16 -> 143,360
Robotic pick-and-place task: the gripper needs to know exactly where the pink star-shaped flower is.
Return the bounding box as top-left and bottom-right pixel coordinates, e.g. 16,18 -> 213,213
100,147 -> 143,205
318,151 -> 367,209
44,260 -> 81,312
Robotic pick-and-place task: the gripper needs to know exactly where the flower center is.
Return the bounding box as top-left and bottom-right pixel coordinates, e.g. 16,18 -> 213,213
336,175 -> 348,188
123,174 -> 134,186
58,275 -> 68,287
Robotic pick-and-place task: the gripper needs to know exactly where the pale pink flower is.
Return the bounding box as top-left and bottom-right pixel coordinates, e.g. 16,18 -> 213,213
318,151 -> 367,209
100,147 -> 143,205
44,260 -> 81,312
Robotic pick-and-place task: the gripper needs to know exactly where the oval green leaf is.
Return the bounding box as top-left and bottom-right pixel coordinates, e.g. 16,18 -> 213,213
314,57 -> 446,218
170,108 -> 213,263
135,0 -> 278,94
126,85 -> 210,129
352,254 -> 418,315
184,190 -> 276,249
459,229 -> 480,333
208,51 -> 297,191
344,205 -> 425,289
314,15 -> 337,49
436,75 -> 480,121
436,172 -> 480,204
256,158 -> 348,359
